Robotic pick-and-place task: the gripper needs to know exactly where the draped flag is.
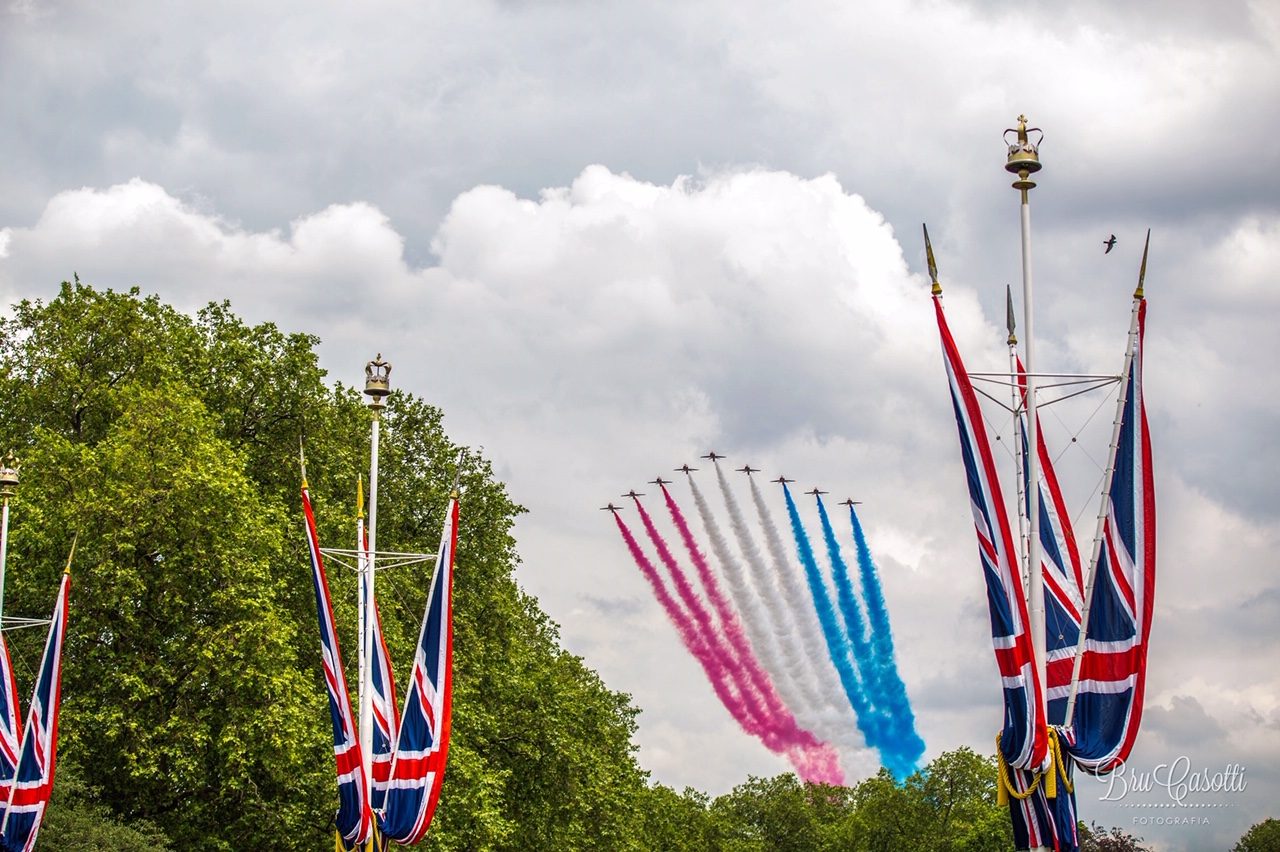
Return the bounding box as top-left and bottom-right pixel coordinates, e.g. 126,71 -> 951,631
0,572 -> 69,852
1015,356 -> 1087,728
359,491 -> 400,817
935,294 -> 1049,778
302,480 -> 372,848
378,496 -> 458,844
0,637 -> 21,807
1066,295 -> 1155,774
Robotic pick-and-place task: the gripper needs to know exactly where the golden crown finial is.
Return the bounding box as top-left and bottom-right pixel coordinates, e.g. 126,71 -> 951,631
1004,114 -> 1043,191
364,354 -> 392,410
0,451 -> 18,499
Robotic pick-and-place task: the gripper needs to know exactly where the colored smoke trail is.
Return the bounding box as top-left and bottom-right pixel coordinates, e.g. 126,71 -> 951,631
814,496 -> 884,712
611,510 -> 765,740
848,504 -> 925,773
709,464 -> 830,726
781,484 -> 885,761
669,481 -> 841,782
748,476 -> 865,753
631,497 -> 772,743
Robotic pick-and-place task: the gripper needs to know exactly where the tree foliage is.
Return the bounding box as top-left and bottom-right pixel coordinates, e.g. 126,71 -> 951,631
0,282 -> 648,849
1236,818 -> 1280,852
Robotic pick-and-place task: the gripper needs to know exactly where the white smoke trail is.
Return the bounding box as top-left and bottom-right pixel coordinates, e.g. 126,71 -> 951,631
747,474 -> 868,756
688,469 -> 847,772
712,464 -> 827,714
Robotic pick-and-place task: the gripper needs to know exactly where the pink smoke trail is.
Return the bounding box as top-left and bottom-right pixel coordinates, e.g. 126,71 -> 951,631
664,483 -> 843,784
611,511 -> 767,741
630,497 -> 776,747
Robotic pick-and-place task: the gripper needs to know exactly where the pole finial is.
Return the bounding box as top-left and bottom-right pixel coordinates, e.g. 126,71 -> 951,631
1006,285 -> 1018,345
1134,229 -> 1151,299
364,354 -> 392,411
299,437 -> 309,490
1004,114 -> 1043,191
922,223 -> 942,295
0,452 -> 17,499
63,533 -> 78,576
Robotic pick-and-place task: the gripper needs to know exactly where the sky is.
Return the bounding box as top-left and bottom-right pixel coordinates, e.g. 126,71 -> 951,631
2,1 -> 1278,848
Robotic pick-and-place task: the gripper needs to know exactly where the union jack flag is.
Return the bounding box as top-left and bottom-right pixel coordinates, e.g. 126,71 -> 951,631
936,294 -> 1050,778
1015,356 -> 1087,727
0,634 -> 22,806
302,482 -> 372,848
0,572 -> 69,852
1066,296 -> 1155,774
360,512 -> 399,815
378,497 -> 458,844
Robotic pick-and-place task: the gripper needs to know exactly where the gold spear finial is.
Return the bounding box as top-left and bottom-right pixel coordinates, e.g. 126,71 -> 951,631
299,437 -> 309,490
63,533 -> 78,576
357,475 -> 365,520
1006,285 -> 1018,345
922,223 -> 942,295
1134,229 -> 1151,300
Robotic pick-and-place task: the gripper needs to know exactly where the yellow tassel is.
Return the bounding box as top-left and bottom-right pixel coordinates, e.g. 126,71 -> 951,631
335,831 -> 344,852
1045,732 -> 1058,799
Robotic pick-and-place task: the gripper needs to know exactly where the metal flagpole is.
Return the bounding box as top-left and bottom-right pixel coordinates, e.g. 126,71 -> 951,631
1006,287 -> 1030,586
1005,117 -> 1049,814
0,452 -> 17,631
362,354 -> 392,839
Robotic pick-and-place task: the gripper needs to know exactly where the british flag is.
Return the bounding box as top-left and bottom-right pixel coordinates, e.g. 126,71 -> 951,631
302,482 -> 372,848
1015,356 -> 1087,728
378,497 -> 458,844
360,513 -> 400,815
1066,295 -> 1155,774
0,572 -> 69,852
0,634 -> 22,807
935,295 -> 1049,776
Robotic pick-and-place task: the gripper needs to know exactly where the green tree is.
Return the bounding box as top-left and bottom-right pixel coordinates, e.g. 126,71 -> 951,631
0,281 -> 653,849
1077,821 -> 1150,851
1236,818 -> 1280,852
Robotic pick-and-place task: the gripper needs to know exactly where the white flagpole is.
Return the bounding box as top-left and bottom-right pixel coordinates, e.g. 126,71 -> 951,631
1007,287 -> 1029,586
362,355 -> 392,833
0,453 -> 18,631
1005,116 -> 1047,737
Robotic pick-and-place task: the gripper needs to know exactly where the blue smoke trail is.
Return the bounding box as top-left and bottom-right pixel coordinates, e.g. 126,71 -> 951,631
781,484 -> 884,762
848,504 -> 925,774
813,496 -> 887,722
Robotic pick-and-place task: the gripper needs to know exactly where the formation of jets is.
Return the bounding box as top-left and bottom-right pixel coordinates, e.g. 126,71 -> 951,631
608,456 -> 864,511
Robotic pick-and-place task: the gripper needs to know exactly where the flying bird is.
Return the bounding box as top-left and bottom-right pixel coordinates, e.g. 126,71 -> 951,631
1104,234 -> 1117,254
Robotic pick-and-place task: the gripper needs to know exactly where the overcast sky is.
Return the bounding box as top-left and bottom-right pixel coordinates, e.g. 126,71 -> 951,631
2,1 -> 1278,848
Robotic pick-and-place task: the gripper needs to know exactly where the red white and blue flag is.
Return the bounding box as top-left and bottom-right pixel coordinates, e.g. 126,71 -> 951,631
360,512 -> 400,815
1015,356 -> 1087,728
302,481 -> 372,848
378,497 -> 458,845
0,572 -> 69,852
935,295 -> 1050,776
0,635 -> 22,807
1066,296 -> 1155,774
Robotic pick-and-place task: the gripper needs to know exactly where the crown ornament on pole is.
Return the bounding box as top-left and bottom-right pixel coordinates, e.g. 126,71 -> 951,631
364,354 -> 392,410
0,452 -> 17,498
1004,114 -> 1043,191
